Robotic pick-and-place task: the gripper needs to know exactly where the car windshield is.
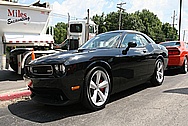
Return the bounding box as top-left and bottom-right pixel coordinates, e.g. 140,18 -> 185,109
80,32 -> 122,49
160,41 -> 180,47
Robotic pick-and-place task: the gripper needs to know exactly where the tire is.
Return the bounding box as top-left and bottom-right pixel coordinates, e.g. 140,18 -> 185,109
150,59 -> 164,86
181,57 -> 188,74
82,66 -> 111,110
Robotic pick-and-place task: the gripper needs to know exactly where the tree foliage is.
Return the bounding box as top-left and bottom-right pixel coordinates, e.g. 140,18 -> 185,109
92,9 -> 178,43
54,22 -> 67,44
52,9 -> 178,44
162,23 -> 178,41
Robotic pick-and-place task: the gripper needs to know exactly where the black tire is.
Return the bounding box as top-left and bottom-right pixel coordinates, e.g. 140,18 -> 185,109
181,57 -> 188,74
9,59 -> 18,72
82,66 -> 111,110
150,59 -> 164,86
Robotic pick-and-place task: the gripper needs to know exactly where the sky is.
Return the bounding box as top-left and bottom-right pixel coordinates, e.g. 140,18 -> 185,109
18,0 -> 188,41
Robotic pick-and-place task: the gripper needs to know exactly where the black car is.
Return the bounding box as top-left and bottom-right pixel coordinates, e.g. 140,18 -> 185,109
25,30 -> 168,110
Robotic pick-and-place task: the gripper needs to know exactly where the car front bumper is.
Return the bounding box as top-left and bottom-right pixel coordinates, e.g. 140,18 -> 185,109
29,74 -> 83,106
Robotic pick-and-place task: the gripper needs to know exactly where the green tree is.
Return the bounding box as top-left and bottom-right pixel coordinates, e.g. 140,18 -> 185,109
92,13 -> 107,33
54,22 -> 67,44
122,13 -> 145,31
136,9 -> 164,42
90,9 -> 178,43
162,23 -> 178,41
105,12 -> 119,31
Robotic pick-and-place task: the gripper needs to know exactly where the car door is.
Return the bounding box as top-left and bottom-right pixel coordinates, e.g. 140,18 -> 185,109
113,33 -> 150,91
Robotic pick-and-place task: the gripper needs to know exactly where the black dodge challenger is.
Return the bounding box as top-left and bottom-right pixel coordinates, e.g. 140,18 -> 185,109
25,30 -> 168,110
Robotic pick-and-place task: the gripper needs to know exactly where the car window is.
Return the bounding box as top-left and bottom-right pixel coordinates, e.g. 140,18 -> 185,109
136,34 -> 149,46
81,32 -> 122,49
121,33 -> 136,47
121,33 -> 146,47
160,41 -> 180,47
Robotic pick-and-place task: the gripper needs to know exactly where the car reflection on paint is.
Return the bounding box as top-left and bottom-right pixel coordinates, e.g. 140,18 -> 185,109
25,30 -> 168,110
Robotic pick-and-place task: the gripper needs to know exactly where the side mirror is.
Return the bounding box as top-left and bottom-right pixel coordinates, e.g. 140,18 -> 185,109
122,41 -> 137,55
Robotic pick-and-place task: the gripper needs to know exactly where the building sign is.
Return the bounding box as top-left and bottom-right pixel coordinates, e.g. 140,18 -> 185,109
7,9 -> 30,24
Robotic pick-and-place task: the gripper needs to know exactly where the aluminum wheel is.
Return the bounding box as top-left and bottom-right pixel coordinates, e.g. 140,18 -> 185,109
88,70 -> 110,106
182,57 -> 188,74
156,60 -> 164,83
151,59 -> 164,86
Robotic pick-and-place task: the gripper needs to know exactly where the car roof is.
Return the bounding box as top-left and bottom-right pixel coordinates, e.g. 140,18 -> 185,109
103,30 -> 143,34
98,30 -> 147,37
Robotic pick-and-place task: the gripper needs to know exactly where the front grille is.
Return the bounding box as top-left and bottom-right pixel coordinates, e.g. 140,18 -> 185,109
31,65 -> 53,75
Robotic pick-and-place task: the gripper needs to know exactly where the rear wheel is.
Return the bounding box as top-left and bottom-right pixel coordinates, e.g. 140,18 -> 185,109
181,57 -> 188,74
150,59 -> 164,86
82,66 -> 111,110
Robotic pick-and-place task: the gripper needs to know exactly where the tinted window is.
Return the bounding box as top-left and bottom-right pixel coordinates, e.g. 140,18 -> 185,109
70,24 -> 82,33
160,42 -> 180,47
81,32 -> 122,49
121,34 -> 136,48
137,34 -> 149,46
121,33 -> 147,47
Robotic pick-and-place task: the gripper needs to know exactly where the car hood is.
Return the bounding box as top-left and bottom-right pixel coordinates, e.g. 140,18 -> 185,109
29,48 -> 117,65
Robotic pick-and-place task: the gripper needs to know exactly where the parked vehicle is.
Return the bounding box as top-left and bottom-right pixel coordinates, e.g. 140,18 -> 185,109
55,20 -> 98,50
0,0 -> 54,74
0,1 -> 97,74
160,41 -> 188,73
25,30 -> 168,110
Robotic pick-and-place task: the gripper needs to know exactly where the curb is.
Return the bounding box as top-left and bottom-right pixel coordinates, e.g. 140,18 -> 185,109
0,90 -> 31,101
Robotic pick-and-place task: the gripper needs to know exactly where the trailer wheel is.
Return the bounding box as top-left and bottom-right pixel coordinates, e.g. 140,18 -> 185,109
9,59 -> 18,72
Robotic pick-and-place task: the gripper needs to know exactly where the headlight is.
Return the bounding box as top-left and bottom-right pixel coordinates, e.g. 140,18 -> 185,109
59,64 -> 65,72
54,64 -> 66,76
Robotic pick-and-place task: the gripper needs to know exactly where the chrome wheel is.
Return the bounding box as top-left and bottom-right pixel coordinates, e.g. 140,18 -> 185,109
89,70 -> 110,106
182,57 -> 188,74
83,66 -> 111,110
151,59 -> 164,86
156,60 -> 164,83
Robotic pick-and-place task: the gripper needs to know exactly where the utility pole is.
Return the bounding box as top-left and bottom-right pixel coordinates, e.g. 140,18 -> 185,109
86,9 -> 90,42
171,10 -> 177,29
179,0 -> 183,40
171,10 -> 177,40
67,13 -> 70,50
117,2 -> 126,30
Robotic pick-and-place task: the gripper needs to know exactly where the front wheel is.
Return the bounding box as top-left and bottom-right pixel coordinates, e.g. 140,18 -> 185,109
82,66 -> 111,110
150,59 -> 164,86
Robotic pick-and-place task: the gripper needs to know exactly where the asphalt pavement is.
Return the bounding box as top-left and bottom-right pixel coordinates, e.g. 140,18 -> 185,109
0,69 -> 188,125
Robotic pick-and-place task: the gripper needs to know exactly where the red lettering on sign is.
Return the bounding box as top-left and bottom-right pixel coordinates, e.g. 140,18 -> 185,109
7,9 -> 27,17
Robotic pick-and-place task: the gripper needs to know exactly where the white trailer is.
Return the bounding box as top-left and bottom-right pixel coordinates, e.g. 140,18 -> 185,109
0,0 -> 55,74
